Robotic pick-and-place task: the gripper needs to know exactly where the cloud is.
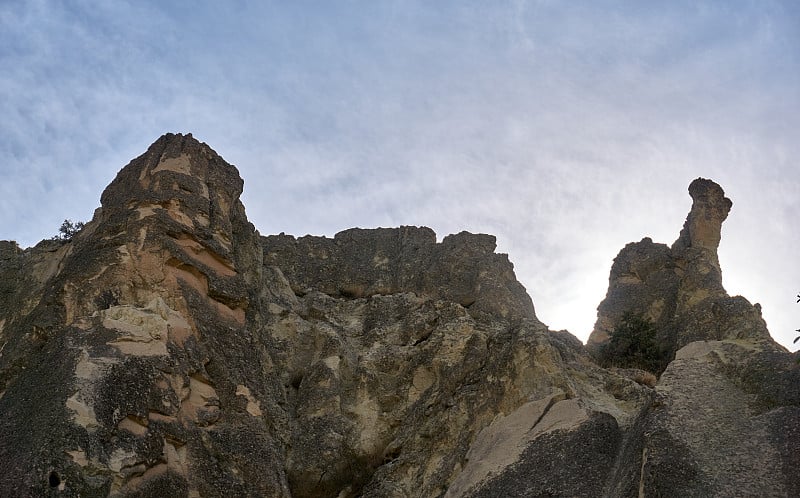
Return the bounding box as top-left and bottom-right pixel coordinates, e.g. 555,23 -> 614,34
1,1 -> 797,349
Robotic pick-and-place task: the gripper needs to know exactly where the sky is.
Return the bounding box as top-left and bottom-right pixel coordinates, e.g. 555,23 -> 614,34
1,0 -> 798,350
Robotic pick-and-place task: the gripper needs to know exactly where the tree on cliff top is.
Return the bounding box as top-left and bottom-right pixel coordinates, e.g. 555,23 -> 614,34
51,219 -> 85,242
599,313 -> 671,375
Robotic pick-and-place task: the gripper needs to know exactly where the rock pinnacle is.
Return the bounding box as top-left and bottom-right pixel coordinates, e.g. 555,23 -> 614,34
672,178 -> 732,255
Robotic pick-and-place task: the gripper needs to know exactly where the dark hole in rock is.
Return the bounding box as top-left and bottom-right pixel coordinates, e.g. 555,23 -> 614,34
94,289 -> 119,310
412,333 -> 432,346
339,287 -> 362,299
48,471 -> 60,488
383,447 -> 401,464
289,373 -> 303,390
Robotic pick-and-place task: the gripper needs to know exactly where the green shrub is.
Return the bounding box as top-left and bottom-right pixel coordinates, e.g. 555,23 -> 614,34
51,219 -> 85,242
599,313 -> 670,375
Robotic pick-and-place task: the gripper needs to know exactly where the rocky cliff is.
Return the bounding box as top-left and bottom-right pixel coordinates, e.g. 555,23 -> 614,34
0,134 -> 797,497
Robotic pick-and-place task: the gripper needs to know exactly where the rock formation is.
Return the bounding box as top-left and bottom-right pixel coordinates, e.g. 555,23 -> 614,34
0,134 -> 797,497
588,178 -> 773,358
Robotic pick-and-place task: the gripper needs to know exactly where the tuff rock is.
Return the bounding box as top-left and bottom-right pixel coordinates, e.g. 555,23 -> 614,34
588,178 -> 775,357
0,134 -> 796,497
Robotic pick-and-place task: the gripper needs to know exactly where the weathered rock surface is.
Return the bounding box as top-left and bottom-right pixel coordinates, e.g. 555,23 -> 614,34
0,135 -> 797,497
653,340 -> 800,496
0,134 -> 284,496
588,178 -> 776,358
261,227 -> 537,323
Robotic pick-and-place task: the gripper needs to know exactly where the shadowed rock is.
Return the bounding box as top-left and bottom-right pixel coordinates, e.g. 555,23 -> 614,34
262,227 -> 538,323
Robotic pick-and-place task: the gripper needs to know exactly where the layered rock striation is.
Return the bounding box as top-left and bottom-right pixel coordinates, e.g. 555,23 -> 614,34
0,134 -> 797,497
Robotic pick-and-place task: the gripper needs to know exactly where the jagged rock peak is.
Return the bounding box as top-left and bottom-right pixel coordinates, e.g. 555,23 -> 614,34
100,132 -> 243,224
672,177 -> 732,254
93,133 -> 250,260
588,177 -> 775,357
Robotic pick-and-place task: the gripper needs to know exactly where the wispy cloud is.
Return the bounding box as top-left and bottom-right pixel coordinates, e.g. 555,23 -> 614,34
1,0 -> 797,349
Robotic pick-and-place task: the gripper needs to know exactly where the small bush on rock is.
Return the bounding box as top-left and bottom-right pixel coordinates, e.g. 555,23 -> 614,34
52,219 -> 85,242
599,313 -> 670,375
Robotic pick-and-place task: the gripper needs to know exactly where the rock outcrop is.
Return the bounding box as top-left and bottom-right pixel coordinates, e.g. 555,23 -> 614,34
0,133 -> 282,496
588,178 -> 775,359
261,227 -> 537,323
0,135 -> 797,497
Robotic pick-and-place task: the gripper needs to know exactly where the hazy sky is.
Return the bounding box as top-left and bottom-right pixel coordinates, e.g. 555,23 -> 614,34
1,1 -> 798,350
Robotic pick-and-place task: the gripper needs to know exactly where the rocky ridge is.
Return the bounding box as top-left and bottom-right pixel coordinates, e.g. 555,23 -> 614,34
0,134 -> 797,497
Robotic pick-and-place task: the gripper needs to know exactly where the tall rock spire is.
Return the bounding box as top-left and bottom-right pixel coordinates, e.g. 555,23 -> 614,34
671,178 -> 733,260
588,178 -> 774,358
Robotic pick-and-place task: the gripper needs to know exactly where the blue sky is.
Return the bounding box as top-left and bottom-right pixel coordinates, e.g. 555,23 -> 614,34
2,0 -> 798,349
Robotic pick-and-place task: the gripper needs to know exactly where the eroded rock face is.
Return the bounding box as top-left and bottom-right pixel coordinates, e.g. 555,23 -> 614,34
0,134 -> 567,497
0,134 -> 286,496
648,340 -> 800,497
1,138 -> 797,497
588,178 -> 773,358
262,227 -> 537,323
672,178 -> 733,256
